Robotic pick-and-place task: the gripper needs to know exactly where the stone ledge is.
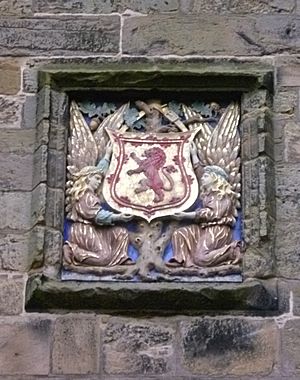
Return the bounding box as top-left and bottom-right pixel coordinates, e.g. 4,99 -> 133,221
25,275 -> 278,315
39,61 -> 273,92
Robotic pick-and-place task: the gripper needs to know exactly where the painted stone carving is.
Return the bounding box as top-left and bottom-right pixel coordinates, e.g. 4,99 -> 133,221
63,99 -> 243,280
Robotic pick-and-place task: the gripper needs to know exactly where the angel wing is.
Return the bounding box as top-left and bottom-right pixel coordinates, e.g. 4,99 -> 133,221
67,101 -> 98,173
183,103 -> 241,211
182,104 -> 213,165
205,102 -> 241,210
93,102 -> 129,161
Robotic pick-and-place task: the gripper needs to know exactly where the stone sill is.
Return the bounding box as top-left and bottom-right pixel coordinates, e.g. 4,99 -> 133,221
26,275 -> 278,316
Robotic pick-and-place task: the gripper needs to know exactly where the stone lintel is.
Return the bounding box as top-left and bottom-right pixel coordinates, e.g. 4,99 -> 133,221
37,61 -> 274,92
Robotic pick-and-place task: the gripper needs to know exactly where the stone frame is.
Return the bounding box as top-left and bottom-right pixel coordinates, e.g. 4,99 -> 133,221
25,59 -> 278,314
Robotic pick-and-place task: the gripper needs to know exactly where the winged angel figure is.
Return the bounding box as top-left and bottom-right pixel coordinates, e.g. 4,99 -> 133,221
63,101 -> 134,272
168,103 -> 243,271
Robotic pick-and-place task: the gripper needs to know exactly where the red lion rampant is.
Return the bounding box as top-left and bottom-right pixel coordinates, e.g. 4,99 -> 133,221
127,147 -> 177,203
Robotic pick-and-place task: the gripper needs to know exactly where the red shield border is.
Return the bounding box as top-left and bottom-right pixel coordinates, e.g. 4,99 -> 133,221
103,129 -> 199,222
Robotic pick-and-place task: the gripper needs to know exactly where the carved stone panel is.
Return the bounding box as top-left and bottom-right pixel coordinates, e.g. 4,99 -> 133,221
62,98 -> 243,282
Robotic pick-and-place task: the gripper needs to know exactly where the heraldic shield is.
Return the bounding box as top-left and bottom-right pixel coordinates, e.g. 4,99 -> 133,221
103,128 -> 200,222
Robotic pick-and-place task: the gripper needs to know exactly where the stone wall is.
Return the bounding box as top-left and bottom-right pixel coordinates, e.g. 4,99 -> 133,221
0,1 -> 300,378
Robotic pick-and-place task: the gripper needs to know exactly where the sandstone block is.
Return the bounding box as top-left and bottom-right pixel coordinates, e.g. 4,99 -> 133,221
0,317 -> 52,375
243,244 -> 274,278
33,0 -> 179,13
275,218 -> 300,279
0,0 -> 32,16
103,319 -> 175,375
180,318 -> 278,377
52,315 -> 99,374
43,228 -> 63,277
32,145 -> 48,188
22,94 -> 37,129
23,66 -> 38,93
45,188 -> 64,230
273,89 -> 298,115
31,184 -> 47,226
276,164 -> 300,197
278,280 -> 300,315
181,0 -> 296,14
0,277 -> 24,315
123,15 -> 300,56
277,64 -> 300,86
241,90 -> 270,112
281,319 -> 300,376
0,152 -> 33,191
0,96 -> 25,129
47,149 -> 66,189
0,128 -> 36,154
49,90 -> 68,151
284,121 -> 300,162
0,61 -> 20,95
0,191 -> 32,230
0,17 -> 120,56
0,229 -> 44,271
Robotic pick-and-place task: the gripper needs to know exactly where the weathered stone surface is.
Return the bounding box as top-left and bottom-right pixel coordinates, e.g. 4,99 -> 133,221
241,108 -> 273,160
275,216 -> 300,279
0,96 -> 25,129
273,89 -> 298,115
103,319 -> 174,375
0,152 -> 33,191
32,145 -> 48,188
281,320 -> 300,376
283,121 -> 300,162
36,120 -> 50,149
278,280 -> 300,314
0,229 -> 43,271
0,0 -> 32,16
0,17 -> 120,56
123,15 -> 300,56
241,89 -> 271,113
45,188 -> 64,229
33,0 -> 179,13
43,228 -> 63,277
36,86 -> 50,126
182,0 -> 296,14
243,244 -> 274,278
47,149 -> 66,188
23,66 -> 38,93
52,315 -> 99,374
276,164 -> 300,197
0,185 -> 46,230
22,94 -> 37,129
49,89 -> 68,151
31,184 -> 47,226
0,191 -> 32,230
0,128 -> 36,154
277,64 -> 300,86
0,277 -> 24,315
0,60 -> 20,94
0,317 -> 52,375
277,225 -> 300,277
180,318 -> 278,376
26,276 -> 278,314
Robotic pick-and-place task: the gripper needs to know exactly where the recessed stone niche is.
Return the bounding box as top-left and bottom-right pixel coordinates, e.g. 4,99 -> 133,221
25,60 -> 278,314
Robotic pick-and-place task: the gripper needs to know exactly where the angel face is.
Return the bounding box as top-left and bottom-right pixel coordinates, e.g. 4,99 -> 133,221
88,173 -> 102,191
201,172 -> 215,188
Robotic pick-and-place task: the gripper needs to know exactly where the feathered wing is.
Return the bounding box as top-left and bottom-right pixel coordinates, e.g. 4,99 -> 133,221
182,104 -> 213,166
67,101 -> 98,173
93,102 -> 129,161
205,102 -> 241,212
66,101 -> 99,217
